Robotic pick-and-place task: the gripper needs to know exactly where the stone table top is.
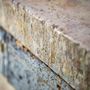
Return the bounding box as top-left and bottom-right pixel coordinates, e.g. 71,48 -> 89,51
13,0 -> 90,51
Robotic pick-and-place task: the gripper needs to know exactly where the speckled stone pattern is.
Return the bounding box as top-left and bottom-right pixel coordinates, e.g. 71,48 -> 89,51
0,28 -> 74,90
1,0 -> 90,90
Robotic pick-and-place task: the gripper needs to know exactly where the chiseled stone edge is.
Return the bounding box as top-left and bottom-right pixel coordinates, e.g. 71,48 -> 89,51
1,0 -> 90,90
0,26 -> 74,90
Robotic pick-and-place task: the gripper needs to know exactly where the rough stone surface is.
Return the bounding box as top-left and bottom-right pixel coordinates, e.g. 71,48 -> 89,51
0,0 -> 90,90
0,28 -> 74,90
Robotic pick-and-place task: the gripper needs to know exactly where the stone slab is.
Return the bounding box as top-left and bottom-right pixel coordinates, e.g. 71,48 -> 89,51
0,0 -> 90,90
0,28 -> 74,90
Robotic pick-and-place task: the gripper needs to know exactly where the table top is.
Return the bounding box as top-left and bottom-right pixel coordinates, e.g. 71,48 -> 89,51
12,0 -> 90,51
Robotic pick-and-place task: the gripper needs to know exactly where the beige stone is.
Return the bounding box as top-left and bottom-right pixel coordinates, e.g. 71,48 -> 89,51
0,0 -> 90,90
0,74 -> 15,90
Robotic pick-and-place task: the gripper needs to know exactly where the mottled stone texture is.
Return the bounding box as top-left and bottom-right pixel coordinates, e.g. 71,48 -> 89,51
0,0 -> 90,90
0,28 -> 74,90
